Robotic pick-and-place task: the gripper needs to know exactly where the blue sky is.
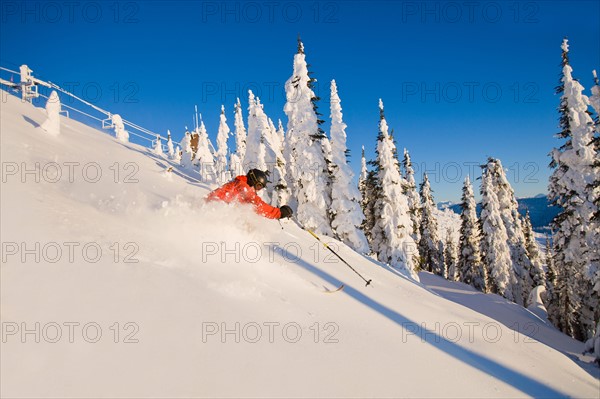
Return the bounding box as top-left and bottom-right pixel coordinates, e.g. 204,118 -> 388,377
1,0 -> 599,202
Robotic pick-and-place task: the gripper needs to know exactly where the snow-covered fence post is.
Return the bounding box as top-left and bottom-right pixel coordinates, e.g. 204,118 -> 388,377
40,90 -> 61,136
112,114 -> 129,142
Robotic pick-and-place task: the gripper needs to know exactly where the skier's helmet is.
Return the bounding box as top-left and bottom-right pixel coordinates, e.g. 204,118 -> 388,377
246,169 -> 269,190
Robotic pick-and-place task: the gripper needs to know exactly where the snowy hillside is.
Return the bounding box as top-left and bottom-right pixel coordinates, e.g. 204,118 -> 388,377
1,93 -> 599,398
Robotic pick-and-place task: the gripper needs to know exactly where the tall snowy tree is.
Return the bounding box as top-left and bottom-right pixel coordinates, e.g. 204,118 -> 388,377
544,235 -> 558,318
587,69 -> 600,343
458,175 -> 486,291
215,105 -> 231,184
229,98 -> 247,177
370,100 -> 417,279
283,39 -> 332,235
480,160 -> 518,302
276,119 -> 285,149
193,117 -> 217,184
489,157 -> 531,306
548,39 -> 598,340
359,146 -> 377,247
166,130 -> 175,159
444,228 -> 458,281
265,116 -> 290,207
418,173 -> 442,274
244,91 -> 268,172
328,80 -> 369,253
522,210 -> 546,289
180,131 -> 194,169
153,135 -> 164,156
402,149 -> 421,243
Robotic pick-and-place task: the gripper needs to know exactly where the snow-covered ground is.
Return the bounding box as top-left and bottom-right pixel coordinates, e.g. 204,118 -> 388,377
1,93 -> 599,398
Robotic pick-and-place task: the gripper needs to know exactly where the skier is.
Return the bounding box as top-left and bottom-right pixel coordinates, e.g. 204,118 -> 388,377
206,169 -> 293,220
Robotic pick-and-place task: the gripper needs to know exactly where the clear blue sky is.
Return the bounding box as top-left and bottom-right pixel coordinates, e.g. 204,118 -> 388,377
1,0 -> 599,202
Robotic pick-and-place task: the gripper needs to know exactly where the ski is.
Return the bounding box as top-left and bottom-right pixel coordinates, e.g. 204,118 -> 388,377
323,284 -> 345,294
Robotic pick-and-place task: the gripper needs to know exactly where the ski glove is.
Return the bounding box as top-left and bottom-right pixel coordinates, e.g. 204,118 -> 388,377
279,205 -> 293,219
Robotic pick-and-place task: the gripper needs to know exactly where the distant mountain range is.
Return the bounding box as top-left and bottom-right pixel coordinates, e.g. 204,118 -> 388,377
440,195 -> 561,232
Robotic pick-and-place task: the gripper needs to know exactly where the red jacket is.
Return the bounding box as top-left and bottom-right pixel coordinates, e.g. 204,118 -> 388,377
206,175 -> 282,219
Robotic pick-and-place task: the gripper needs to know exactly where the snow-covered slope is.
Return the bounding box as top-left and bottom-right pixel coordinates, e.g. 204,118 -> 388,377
1,94 -> 598,398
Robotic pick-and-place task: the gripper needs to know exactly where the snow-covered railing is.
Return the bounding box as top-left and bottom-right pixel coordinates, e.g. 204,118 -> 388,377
0,65 -> 167,150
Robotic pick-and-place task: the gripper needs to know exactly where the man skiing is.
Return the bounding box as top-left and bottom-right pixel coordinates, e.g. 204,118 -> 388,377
206,169 -> 293,220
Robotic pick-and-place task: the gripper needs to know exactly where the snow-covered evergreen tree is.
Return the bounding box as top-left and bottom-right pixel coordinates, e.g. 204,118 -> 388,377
548,38 -> 598,340
586,70 -> 600,346
458,175 -> 486,291
328,80 -> 369,253
489,158 -> 531,306
112,114 -> 128,142
173,145 -> 181,165
243,91 -> 267,171
166,130 -> 175,159
153,135 -> 164,156
370,100 -> 417,279
230,98 -> 247,177
216,105 -> 231,184
480,160 -> 517,302
41,90 -> 61,136
522,210 -> 546,289
193,117 -> 217,184
402,149 -> 421,243
283,39 -> 332,235
276,119 -> 285,149
418,173 -> 442,274
444,228 -> 458,281
265,116 -> 289,207
544,235 -> 558,318
180,131 -> 194,169
359,146 -> 377,247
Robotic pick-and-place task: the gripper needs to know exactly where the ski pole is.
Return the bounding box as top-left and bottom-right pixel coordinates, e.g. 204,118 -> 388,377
293,217 -> 372,287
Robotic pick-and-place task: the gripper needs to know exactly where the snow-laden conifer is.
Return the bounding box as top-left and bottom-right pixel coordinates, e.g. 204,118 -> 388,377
230,98 -> 247,176
243,91 -> 267,172
402,149 -> 421,243
265,116 -> 289,207
458,175 -> 486,291
359,147 -> 377,247
480,160 -> 517,302
180,131 -> 194,169
328,80 -> 369,253
370,100 -> 417,279
216,105 -> 231,184
283,39 -> 332,235
153,135 -> 164,156
166,130 -> 175,159
173,145 -> 181,164
522,210 -> 546,290
548,39 -> 598,340
444,228 -> 458,281
193,117 -> 217,184
490,158 -> 531,305
418,173 -> 442,274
